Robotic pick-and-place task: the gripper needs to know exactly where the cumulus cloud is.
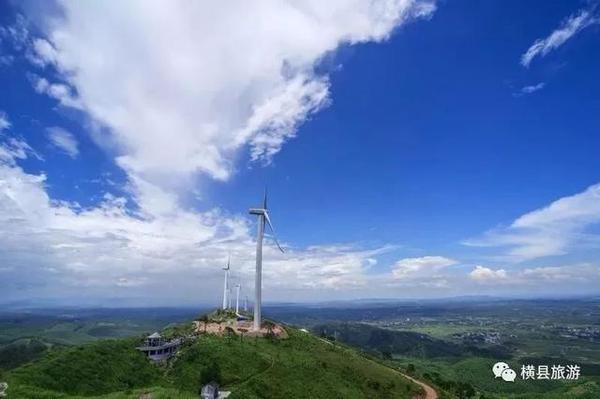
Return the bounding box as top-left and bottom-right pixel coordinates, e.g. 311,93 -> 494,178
469,266 -> 507,282
1,1 -> 442,304
32,75 -> 81,109
465,183 -> 600,261
0,151 -> 391,303
520,263 -> 597,282
391,255 -> 457,279
46,126 -> 79,158
0,1 -> 440,304
467,263 -> 599,292
28,38 -> 58,67
1,127 -> 395,303
29,0 -> 435,187
521,7 -> 599,67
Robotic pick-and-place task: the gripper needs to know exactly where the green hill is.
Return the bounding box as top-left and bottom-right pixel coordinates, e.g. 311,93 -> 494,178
2,324 -> 423,398
0,338 -> 50,370
5,338 -> 161,397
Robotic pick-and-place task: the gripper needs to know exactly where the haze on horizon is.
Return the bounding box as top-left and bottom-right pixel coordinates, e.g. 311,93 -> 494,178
1,0 -> 600,307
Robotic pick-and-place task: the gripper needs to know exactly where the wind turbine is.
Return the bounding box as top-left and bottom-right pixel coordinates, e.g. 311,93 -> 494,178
222,256 -> 230,310
235,283 -> 241,315
244,295 -> 248,312
249,190 -> 284,331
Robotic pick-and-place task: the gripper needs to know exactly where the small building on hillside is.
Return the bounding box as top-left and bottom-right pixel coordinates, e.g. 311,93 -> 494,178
136,332 -> 181,362
200,382 -> 231,399
200,382 -> 219,399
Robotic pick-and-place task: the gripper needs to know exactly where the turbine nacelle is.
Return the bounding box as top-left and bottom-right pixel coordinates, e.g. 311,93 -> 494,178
223,255 -> 231,270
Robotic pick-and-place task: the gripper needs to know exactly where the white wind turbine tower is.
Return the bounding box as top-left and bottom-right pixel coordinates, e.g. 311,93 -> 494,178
249,190 -> 284,331
235,283 -> 241,315
244,296 -> 248,312
222,256 -> 230,310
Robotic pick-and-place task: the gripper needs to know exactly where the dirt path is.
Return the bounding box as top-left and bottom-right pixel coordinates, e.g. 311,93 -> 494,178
315,336 -> 438,399
397,371 -> 438,399
230,352 -> 275,389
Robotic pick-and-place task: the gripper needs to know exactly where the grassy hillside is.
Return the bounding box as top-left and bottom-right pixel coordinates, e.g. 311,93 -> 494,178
0,338 -> 49,370
3,326 -> 421,398
315,322 -> 600,399
4,338 -> 161,397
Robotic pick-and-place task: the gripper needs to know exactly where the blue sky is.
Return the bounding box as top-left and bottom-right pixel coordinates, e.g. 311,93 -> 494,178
1,0 -> 600,306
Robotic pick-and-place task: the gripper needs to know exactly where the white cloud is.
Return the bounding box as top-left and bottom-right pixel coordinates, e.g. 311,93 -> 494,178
521,266 -> 571,281
515,82 -> 545,96
32,75 -> 81,109
1,131 -> 396,303
467,263 -> 597,289
0,112 -> 10,131
0,138 -> 35,164
469,265 -> 507,282
0,14 -> 29,51
46,126 -> 79,158
520,263 -> 597,282
28,38 -> 58,67
521,8 -> 599,67
0,114 -> 41,164
29,0 -> 435,188
465,183 -> 600,261
392,255 -> 457,279
1,1 -> 446,304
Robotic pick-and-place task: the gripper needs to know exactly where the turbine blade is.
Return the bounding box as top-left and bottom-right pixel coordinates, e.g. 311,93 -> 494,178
264,211 -> 285,253
263,187 -> 268,209
263,211 -> 274,232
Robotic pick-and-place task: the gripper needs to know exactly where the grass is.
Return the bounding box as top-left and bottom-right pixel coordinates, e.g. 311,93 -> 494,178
0,338 -> 49,370
5,338 -> 161,397
221,329 -> 420,399
3,325 -> 422,399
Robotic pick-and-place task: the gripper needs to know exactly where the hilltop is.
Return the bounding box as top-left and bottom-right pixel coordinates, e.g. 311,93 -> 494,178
2,317 -> 425,399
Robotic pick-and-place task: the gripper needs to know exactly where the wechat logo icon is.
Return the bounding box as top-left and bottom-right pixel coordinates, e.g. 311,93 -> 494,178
493,362 -> 516,382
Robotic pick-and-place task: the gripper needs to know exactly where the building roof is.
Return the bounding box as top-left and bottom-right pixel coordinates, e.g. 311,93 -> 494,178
148,332 -> 161,339
201,381 -> 219,395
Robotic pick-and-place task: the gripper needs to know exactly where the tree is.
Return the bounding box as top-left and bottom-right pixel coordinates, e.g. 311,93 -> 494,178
406,364 -> 416,374
199,359 -> 222,386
